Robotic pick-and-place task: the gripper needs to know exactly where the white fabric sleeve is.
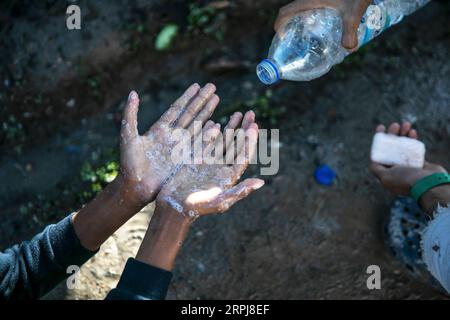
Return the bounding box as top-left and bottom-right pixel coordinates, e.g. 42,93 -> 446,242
422,205 -> 450,294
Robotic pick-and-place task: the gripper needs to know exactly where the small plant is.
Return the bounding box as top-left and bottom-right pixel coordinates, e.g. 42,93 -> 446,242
80,160 -> 119,195
252,90 -> 286,126
187,3 -> 226,41
2,115 -> 26,152
122,22 -> 147,53
86,76 -> 101,98
34,93 -> 43,105
224,90 -> 286,126
15,149 -> 120,228
136,24 -> 145,34
19,202 -> 34,216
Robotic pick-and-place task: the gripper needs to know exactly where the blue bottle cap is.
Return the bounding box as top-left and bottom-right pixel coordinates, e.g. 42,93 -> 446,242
314,165 -> 336,186
256,59 -> 280,85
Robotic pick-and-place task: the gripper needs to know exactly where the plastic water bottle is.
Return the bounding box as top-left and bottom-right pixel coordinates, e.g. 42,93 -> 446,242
257,0 -> 430,84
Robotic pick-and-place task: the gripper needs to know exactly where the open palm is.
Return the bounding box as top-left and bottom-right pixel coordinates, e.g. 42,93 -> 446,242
156,111 -> 264,219
119,83 -> 220,205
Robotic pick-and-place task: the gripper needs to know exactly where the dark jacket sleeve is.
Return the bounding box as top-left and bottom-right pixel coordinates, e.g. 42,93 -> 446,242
106,258 -> 172,300
0,214 -> 96,300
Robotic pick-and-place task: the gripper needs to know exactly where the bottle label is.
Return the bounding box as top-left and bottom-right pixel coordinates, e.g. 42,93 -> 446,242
366,5 -> 383,31
360,4 -> 392,46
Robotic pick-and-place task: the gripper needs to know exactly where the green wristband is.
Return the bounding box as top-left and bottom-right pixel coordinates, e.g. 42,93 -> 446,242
410,173 -> 450,204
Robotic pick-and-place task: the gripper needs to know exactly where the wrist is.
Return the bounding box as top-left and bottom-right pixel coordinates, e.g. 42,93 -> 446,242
135,202 -> 191,271
72,174 -> 146,251
116,173 -> 155,209
154,200 -> 193,229
156,194 -> 199,223
419,184 -> 450,216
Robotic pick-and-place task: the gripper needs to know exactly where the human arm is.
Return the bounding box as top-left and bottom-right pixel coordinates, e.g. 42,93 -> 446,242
370,121 -> 450,294
73,84 -> 220,251
106,111 -> 264,300
369,121 -> 448,215
0,214 -> 95,300
0,83 -> 219,300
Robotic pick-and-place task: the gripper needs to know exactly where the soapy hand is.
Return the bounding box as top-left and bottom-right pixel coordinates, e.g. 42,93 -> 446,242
274,0 -> 372,50
119,83 -> 220,206
133,110 -> 264,271
370,122 -> 447,196
156,111 -> 265,220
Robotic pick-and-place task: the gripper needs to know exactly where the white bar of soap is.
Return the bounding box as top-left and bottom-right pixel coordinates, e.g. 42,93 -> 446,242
370,132 -> 426,168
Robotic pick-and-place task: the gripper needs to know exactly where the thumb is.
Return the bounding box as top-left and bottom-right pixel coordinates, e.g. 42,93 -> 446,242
341,16 -> 360,50
341,0 -> 372,50
121,91 -> 140,144
369,162 -> 388,181
214,178 -> 265,213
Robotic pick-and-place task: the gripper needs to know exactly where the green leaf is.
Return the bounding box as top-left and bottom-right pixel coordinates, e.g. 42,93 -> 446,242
155,23 -> 179,51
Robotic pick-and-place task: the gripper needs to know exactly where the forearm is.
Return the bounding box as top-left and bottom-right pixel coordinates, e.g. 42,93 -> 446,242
0,171 -> 144,299
106,203 -> 189,300
0,215 -> 95,299
419,185 -> 450,216
72,174 -> 146,251
135,203 -> 191,272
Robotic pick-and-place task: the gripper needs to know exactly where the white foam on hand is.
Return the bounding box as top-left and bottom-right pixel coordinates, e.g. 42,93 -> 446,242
370,132 -> 426,168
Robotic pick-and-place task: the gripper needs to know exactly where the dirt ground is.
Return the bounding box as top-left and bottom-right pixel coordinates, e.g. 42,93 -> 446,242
0,1 -> 449,300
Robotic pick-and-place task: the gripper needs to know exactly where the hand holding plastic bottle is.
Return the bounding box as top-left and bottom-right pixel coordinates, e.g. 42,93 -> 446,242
274,0 -> 372,50
258,0 -> 430,84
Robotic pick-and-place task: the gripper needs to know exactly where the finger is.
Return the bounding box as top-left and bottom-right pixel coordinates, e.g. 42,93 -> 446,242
224,128 -> 244,164
424,161 -> 438,170
241,110 -> 255,130
400,122 -> 412,136
375,124 -> 386,133
213,178 -> 265,213
203,120 -> 216,131
424,162 -> 446,173
202,123 -> 222,157
176,83 -> 217,128
225,111 -> 256,163
233,123 -> 259,178
224,112 -> 243,131
369,162 -> 388,181
341,17 -> 359,50
160,83 -> 200,125
388,122 -> 401,135
341,0 -> 371,50
121,91 -> 140,143
203,123 -> 221,146
187,94 -> 220,134
274,0 -> 335,32
408,129 -> 418,139
219,112 -> 243,156
196,120 -> 216,141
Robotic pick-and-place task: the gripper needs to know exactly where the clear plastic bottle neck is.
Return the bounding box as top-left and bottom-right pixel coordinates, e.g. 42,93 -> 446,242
256,59 -> 280,85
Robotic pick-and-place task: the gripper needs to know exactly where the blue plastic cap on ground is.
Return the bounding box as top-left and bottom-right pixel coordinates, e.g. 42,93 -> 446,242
314,165 -> 336,186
